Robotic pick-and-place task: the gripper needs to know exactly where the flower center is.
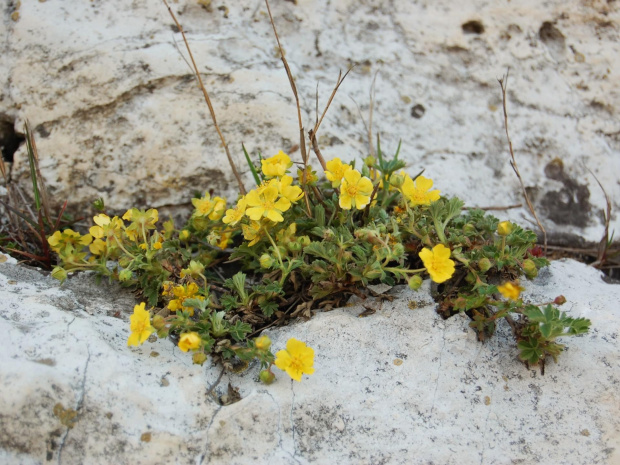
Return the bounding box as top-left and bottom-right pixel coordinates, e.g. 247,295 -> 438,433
347,185 -> 359,197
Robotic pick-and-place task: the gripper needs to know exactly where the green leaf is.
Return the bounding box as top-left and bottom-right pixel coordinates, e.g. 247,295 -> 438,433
518,338 -> 543,365
229,321 -> 252,342
242,143 -> 261,186
258,299 -> 278,317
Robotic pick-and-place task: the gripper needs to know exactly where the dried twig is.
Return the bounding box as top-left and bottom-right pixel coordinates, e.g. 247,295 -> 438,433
162,0 -> 246,195
368,71 -> 379,157
463,203 -> 523,211
586,168 -> 613,267
308,68 -> 353,171
498,71 -> 547,254
264,0 -> 308,169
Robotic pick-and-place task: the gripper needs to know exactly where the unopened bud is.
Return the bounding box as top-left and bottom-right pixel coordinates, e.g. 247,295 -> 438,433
156,329 -> 169,339
389,173 -> 405,189
288,241 -> 302,252
92,197 -> 105,212
259,369 -> 276,385
463,223 -> 476,235
408,275 -> 423,291
152,314 -> 166,330
179,229 -> 191,241
364,155 -> 376,167
522,259 -> 538,279
298,236 -> 311,248
554,295 -> 567,306
259,254 -> 274,269
192,352 -> 208,365
478,258 -> 492,273
255,335 -> 272,351
51,267 -> 68,283
497,221 -> 513,236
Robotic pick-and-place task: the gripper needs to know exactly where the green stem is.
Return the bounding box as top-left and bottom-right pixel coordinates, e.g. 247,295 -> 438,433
112,234 -> 137,259
384,267 -> 425,275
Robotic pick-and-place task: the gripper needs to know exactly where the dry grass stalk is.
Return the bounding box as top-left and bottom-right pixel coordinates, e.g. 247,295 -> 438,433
587,168 -> 614,267
162,0 -> 246,195
308,68 -> 353,171
264,0 -> 309,169
498,71 -> 547,254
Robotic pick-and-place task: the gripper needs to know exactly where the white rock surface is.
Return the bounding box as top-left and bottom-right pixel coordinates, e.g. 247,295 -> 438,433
1,255 -> 618,464
1,0 -> 619,244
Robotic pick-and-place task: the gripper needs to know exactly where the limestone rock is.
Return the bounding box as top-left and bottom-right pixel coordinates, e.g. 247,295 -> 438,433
0,0 -> 618,243
0,255 -> 618,464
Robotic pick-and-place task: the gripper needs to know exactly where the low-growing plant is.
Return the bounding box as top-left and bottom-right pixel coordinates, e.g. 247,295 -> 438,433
43,0 -> 591,383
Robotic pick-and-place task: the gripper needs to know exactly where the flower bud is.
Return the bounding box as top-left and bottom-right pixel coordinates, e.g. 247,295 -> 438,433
152,314 -> 166,330
92,197 -> 105,212
192,352 -> 208,365
478,258 -> 492,273
156,329 -> 169,339
288,241 -> 302,253
255,335 -> 272,351
554,295 -> 567,306
364,155 -> 376,167
119,269 -> 133,282
497,221 -> 513,236
179,229 -> 191,241
51,266 -> 68,283
408,275 -> 423,291
298,236 -> 311,248
465,272 -> 477,284
463,223 -> 476,235
389,172 -> 406,189
522,259 -> 538,279
259,254 -> 274,269
259,369 -> 276,385
119,257 -> 132,268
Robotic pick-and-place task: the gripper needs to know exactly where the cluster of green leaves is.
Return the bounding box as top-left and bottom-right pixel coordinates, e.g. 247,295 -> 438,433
45,138 -> 590,371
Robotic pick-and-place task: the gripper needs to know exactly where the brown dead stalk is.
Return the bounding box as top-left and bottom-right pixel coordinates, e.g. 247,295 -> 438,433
162,0 -> 246,195
498,71 -> 547,254
587,168 -> 614,268
264,0 -> 309,170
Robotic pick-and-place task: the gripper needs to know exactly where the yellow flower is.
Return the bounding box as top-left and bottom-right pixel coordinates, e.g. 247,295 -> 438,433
48,229 -> 92,253
339,169 -> 373,210
497,281 -> 524,301
89,238 -> 107,256
325,158 -> 352,188
497,221 -> 513,236
153,241 -> 162,250
275,175 -> 304,203
122,208 -> 158,227
222,197 -> 247,226
261,151 -> 293,178
419,244 -> 455,283
178,332 -> 202,352
245,185 -> 291,222
401,175 -> 440,206
165,282 -> 203,316
192,193 -> 227,220
274,338 -> 315,382
127,302 -> 154,346
242,221 -> 263,246
216,230 -> 232,249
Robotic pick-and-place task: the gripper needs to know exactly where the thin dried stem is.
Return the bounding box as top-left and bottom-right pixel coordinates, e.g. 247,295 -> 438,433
308,68 -> 353,172
162,0 -> 246,195
586,168 -> 613,267
368,71 -> 379,157
463,203 -> 523,211
498,71 -> 547,254
264,0 -> 308,169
